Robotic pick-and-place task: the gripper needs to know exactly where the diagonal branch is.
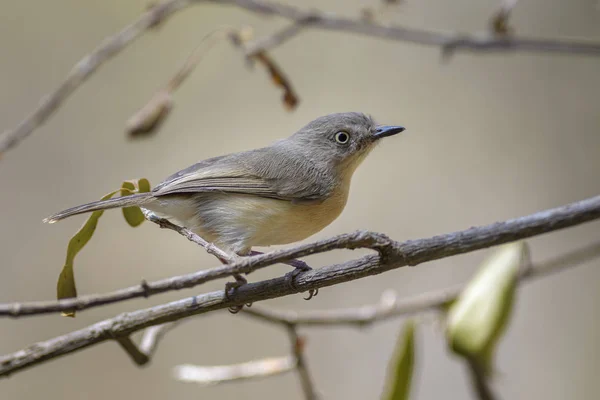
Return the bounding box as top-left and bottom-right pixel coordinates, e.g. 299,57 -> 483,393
3,0 -> 600,156
0,0 -> 189,156
2,194 -> 600,318
242,239 -> 600,327
143,210 -> 233,262
1,205 -> 600,377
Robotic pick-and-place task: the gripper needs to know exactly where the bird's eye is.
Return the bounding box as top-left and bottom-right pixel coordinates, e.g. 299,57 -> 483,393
335,131 -> 350,144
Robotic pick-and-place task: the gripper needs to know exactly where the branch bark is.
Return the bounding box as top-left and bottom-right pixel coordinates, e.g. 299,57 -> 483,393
2,194 -> 600,318
241,238 -> 600,327
1,196 -> 600,377
2,0 -> 600,156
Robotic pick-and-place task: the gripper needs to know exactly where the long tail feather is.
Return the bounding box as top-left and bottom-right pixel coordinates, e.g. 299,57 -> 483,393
43,193 -> 154,223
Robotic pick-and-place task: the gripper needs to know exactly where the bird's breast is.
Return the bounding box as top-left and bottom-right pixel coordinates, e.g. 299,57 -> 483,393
190,185 -> 350,252
146,184 -> 350,254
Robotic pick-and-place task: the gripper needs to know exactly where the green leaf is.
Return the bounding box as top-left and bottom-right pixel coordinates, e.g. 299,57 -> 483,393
446,242 -> 530,375
56,190 -> 119,317
138,178 -> 151,193
382,321 -> 416,400
121,181 -> 145,227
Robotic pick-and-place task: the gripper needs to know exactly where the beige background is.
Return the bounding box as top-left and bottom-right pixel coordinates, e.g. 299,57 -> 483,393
1,0 -> 599,399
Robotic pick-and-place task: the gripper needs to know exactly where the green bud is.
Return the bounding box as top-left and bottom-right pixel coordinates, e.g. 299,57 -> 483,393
446,241 -> 529,374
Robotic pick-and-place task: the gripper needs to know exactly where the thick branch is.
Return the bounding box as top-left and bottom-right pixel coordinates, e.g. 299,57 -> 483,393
1,197 -> 600,377
3,0 -> 600,156
242,239 -> 600,327
2,194 -> 600,318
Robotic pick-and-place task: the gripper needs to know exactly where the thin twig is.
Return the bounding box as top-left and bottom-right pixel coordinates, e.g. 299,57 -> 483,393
139,321 -> 182,357
1,233 -> 599,377
173,355 -> 296,384
2,194 -> 600,318
243,15 -> 318,57
288,327 -> 319,400
143,210 -> 233,262
126,27 -> 240,136
466,358 -> 497,400
0,0 -> 189,156
117,321 -> 182,365
3,0 -> 600,156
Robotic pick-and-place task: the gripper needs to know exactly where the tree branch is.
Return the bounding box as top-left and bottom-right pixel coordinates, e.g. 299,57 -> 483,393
2,194 -> 600,319
143,210 -> 233,262
1,203 -> 600,377
241,238 -> 600,327
173,355 -> 296,384
3,0 -> 600,156
117,322 -> 182,365
288,328 -> 319,400
0,0 -> 188,157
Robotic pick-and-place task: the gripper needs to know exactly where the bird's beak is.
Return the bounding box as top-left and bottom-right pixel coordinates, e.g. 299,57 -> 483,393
373,125 -> 405,140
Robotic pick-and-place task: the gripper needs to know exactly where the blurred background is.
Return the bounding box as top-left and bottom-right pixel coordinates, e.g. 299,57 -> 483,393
1,0 -> 599,399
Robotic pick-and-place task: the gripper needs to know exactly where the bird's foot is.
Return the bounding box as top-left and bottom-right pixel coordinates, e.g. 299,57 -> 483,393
283,259 -> 318,301
225,273 -> 253,313
246,250 -> 319,300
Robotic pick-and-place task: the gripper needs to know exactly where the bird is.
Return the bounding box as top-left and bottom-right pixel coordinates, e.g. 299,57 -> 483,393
45,112 -> 405,304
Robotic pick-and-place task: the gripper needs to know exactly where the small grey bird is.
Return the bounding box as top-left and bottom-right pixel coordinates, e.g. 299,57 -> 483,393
45,112 -> 404,296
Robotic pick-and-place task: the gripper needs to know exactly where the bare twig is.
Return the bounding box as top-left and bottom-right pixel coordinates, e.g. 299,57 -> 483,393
173,355 -> 296,384
288,328 -> 319,400
126,27 -> 240,136
243,15 -> 318,56
466,358 -> 497,400
139,322 -> 182,357
1,226 -> 599,377
143,210 -> 233,262
0,0 -> 188,156
3,0 -> 600,156
2,194 -> 600,318
116,322 -> 183,365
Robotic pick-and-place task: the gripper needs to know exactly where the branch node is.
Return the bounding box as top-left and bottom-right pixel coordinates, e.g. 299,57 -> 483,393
140,279 -> 151,298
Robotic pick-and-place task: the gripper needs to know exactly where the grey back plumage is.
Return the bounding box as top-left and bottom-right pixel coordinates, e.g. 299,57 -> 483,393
151,112 -> 377,203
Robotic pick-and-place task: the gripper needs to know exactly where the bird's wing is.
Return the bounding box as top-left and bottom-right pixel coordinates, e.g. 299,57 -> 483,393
152,151 -> 330,202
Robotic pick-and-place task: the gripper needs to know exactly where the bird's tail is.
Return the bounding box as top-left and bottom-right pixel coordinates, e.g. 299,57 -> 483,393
43,193 -> 155,223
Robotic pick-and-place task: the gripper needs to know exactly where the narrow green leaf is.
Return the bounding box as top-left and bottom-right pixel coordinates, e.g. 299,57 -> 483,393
56,190 -> 118,317
446,242 -> 529,375
121,181 -> 145,227
382,321 -> 416,400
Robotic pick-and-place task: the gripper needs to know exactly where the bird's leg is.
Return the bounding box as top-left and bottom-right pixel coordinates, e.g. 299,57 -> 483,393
248,250 -> 318,300
222,254 -> 253,314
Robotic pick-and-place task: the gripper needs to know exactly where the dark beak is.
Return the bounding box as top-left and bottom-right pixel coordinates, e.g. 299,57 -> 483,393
373,125 -> 405,140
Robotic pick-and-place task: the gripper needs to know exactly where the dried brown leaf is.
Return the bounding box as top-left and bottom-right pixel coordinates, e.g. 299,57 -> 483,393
251,51 -> 299,111
126,90 -> 173,138
491,10 -> 513,35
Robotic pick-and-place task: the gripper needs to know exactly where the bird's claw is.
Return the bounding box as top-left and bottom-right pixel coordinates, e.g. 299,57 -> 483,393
284,264 -> 319,301
225,273 -> 252,313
